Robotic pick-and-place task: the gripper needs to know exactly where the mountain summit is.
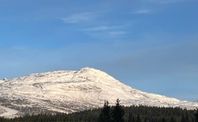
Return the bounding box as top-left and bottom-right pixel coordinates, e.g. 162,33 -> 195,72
0,67 -> 197,118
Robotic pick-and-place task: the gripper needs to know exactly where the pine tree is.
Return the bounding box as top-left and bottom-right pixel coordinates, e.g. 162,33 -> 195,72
185,111 -> 189,122
195,109 -> 198,122
144,117 -> 148,122
128,111 -> 134,122
98,101 -> 111,122
162,117 -> 166,122
170,117 -> 175,122
181,114 -> 186,122
136,114 -> 141,122
112,99 -> 125,122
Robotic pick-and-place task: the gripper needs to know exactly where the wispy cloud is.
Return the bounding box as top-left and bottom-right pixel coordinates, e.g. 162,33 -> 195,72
131,0 -> 187,14
84,26 -> 112,31
132,9 -> 151,14
61,11 -> 128,38
147,0 -> 186,4
83,25 -> 127,38
83,25 -> 125,32
61,12 -> 96,24
108,31 -> 127,37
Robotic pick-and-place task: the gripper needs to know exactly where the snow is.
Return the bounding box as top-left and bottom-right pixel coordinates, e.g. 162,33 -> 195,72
0,80 -> 4,84
0,105 -> 18,118
0,67 -> 198,118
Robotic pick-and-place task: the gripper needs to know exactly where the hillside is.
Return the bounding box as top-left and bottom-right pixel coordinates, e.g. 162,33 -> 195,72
0,67 -> 197,118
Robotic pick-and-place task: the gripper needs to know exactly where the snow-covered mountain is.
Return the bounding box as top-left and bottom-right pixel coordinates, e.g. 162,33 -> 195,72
0,67 -> 197,118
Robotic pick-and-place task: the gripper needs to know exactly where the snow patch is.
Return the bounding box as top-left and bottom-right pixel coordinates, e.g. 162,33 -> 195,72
0,106 -> 18,118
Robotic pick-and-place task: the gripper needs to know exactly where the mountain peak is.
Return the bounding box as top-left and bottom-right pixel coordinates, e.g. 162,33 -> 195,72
0,67 -> 198,118
80,67 -> 97,71
77,67 -> 118,83
8,67 -> 117,85
79,67 -> 105,74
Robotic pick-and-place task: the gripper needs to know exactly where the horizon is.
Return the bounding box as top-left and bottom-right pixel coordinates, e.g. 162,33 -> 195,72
0,0 -> 198,101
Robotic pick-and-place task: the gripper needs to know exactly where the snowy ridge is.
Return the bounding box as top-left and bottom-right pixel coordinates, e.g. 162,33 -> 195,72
0,67 -> 198,118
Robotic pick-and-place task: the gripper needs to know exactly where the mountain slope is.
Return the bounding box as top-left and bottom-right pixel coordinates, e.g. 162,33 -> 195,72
0,67 -> 197,118
0,105 -> 18,118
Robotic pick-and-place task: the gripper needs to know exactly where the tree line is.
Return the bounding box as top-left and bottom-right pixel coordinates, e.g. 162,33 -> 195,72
0,99 -> 198,122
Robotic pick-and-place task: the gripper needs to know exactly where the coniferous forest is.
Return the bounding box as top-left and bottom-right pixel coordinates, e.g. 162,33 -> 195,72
0,99 -> 198,122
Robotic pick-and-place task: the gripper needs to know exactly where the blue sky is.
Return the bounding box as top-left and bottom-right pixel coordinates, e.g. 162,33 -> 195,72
0,0 -> 198,101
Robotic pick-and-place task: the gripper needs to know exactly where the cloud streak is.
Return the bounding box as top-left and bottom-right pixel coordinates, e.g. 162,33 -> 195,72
61,11 -> 129,39
83,25 -> 128,38
147,0 -> 186,4
132,9 -> 151,14
108,31 -> 127,37
62,12 -> 96,24
84,26 -> 114,31
83,25 -> 125,31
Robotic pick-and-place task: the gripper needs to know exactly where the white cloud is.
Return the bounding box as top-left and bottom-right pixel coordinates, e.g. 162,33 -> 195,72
147,0 -> 185,4
84,25 -> 125,32
132,9 -> 151,14
62,12 -> 96,24
108,31 -> 126,37
84,26 -> 112,31
82,25 -> 127,38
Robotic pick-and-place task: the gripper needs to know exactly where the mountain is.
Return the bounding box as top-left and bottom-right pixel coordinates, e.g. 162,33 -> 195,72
0,67 -> 197,118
